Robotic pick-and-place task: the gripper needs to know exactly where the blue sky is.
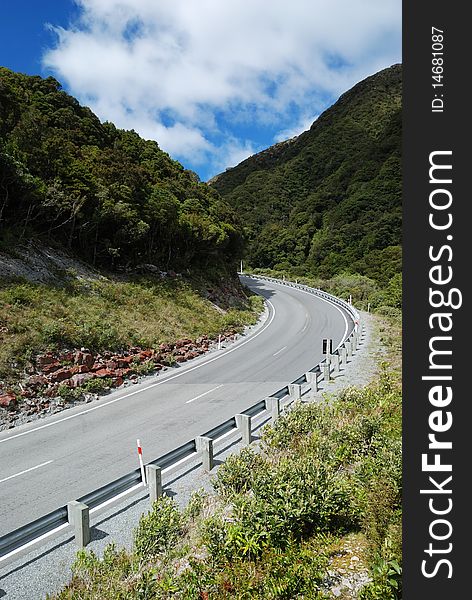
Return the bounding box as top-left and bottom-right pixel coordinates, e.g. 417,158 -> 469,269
0,1 -> 401,181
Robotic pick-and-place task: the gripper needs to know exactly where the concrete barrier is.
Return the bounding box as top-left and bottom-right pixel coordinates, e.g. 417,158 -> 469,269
265,397 -> 280,423
322,362 -> 331,381
236,414 -> 252,445
146,465 -> 163,504
339,347 -> 347,366
332,354 -> 340,374
305,371 -> 318,393
345,340 -> 352,358
196,436 -> 214,471
352,332 -> 358,350
288,383 -> 302,400
67,501 -> 90,548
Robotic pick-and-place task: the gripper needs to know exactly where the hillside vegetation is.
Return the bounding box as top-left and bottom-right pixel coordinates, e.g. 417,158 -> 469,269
211,65 -> 401,287
0,67 -> 260,422
0,67 -> 242,271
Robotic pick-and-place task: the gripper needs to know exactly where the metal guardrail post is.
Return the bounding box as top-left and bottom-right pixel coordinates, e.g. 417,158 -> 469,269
196,436 -> 214,471
305,371 -> 318,393
146,465 -> 163,504
67,501 -> 90,548
236,414 -> 252,445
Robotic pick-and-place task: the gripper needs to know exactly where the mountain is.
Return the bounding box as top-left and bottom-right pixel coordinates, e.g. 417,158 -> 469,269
210,64 -> 402,285
0,67 -> 242,273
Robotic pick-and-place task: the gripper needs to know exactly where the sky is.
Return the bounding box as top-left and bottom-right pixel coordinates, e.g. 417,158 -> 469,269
0,0 -> 401,181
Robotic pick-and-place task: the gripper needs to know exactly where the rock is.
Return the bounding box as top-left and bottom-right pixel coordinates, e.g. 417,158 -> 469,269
112,376 -> 124,387
174,355 -> 186,363
42,362 -> 61,375
44,385 -> 60,398
70,373 -> 94,388
37,353 -> 56,368
94,368 -> 114,378
48,368 -> 73,383
27,374 -> 48,389
0,392 -> 16,409
74,351 -> 94,368
116,356 -> 134,368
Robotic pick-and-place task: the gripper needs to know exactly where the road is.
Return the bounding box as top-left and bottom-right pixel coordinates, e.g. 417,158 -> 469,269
0,276 -> 353,536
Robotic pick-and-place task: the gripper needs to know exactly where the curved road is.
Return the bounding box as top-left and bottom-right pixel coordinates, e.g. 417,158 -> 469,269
0,276 -> 353,536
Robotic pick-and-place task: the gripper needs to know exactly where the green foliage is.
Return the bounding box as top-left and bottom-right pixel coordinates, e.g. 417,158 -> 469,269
212,65 -> 401,284
0,67 -> 242,272
134,496 -> 184,560
0,275 -> 261,383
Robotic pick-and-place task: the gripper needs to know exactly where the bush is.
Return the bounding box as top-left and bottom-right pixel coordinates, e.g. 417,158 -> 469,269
134,496 -> 184,560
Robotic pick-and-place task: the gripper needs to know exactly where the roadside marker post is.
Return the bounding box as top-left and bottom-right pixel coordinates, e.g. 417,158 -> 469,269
137,439 -> 146,486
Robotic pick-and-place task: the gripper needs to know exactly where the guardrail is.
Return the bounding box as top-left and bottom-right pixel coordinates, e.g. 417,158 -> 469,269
0,275 -> 363,566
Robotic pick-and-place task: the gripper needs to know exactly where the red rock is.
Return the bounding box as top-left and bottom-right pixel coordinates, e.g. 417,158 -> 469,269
94,368 -> 114,378
28,374 -> 48,388
42,362 -> 61,375
112,376 -> 124,387
116,356 -> 134,367
106,360 -> 119,370
70,373 -> 94,388
37,353 -> 56,368
174,355 -> 186,363
44,385 -> 60,398
74,351 -> 94,368
0,392 -> 16,408
49,368 -> 73,383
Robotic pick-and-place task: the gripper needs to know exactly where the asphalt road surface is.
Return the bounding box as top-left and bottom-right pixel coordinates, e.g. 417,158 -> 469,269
0,276 -> 353,536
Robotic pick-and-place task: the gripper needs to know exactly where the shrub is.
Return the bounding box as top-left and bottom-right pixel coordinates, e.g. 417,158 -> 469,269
134,496 -> 184,560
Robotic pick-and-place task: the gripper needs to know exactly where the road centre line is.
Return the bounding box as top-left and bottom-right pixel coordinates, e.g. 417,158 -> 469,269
0,460 -> 53,484
186,384 -> 224,404
273,346 -> 287,357
0,299 -> 276,445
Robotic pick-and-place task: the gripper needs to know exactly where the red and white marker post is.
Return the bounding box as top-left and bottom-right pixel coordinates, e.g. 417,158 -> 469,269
137,439 -> 146,486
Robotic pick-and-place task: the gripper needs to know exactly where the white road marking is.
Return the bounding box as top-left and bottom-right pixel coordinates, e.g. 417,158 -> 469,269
186,384 -> 224,404
273,346 -> 287,357
0,460 -> 53,484
300,313 -> 310,333
0,300 -> 276,445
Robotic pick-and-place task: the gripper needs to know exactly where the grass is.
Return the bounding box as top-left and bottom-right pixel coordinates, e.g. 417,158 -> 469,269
48,312 -> 402,600
0,275 -> 263,384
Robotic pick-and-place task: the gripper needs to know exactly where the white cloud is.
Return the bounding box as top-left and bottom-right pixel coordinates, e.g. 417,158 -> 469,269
274,114 -> 320,143
43,0 -> 401,177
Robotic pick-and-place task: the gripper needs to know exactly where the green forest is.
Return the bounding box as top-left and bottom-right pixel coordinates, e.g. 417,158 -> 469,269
0,67 -> 242,272
211,65 -> 401,287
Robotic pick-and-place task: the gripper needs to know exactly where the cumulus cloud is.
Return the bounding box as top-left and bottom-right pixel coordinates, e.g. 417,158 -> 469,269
43,0 -> 401,178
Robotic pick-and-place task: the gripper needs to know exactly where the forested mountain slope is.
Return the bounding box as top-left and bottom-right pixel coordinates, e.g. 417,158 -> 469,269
0,67 -> 242,272
211,64 -> 402,285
